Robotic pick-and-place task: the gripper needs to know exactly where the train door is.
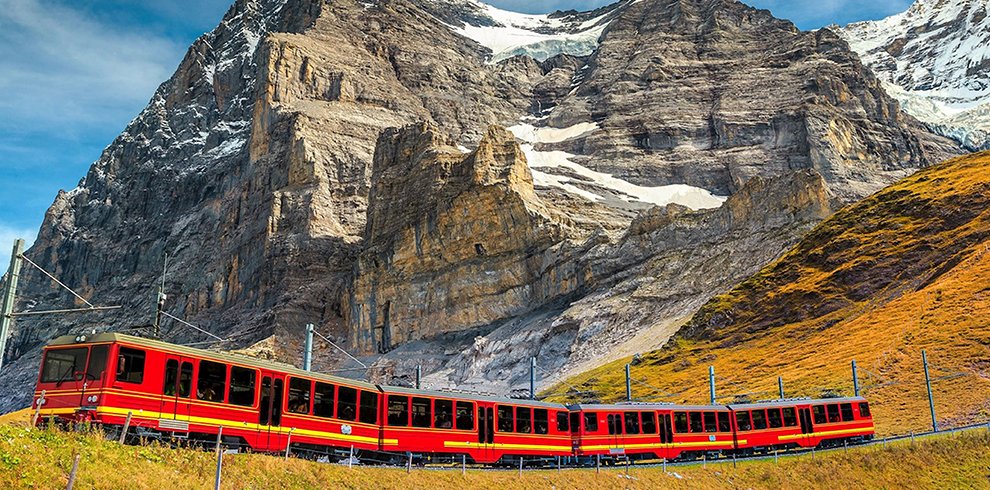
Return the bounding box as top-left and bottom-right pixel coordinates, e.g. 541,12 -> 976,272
477,403 -> 495,462
798,407 -> 814,445
606,412 -> 624,456
657,412 -> 674,459
159,356 -> 194,429
259,373 -> 285,450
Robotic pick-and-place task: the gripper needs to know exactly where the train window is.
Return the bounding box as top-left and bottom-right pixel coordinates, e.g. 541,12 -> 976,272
163,360 -> 178,396
718,412 -> 731,432
859,402 -> 871,417
41,348 -> 88,383
641,412 -> 657,434
827,404 -> 841,423
456,401 -> 474,430
196,360 -> 226,402
735,411 -> 752,431
435,399 -> 453,428
337,386 -> 357,421
607,414 -> 617,435
840,403 -> 854,422
534,409 -> 548,434
570,412 -> 580,433
689,412 -> 703,433
782,407 -> 797,426
388,395 -> 409,426
674,412 -> 688,433
516,407 -> 532,434
703,412 -> 717,432
412,397 -> 431,428
624,412 -> 641,435
584,412 -> 598,432
812,405 -> 827,424
86,345 -> 109,381
498,405 -> 514,432
116,347 -> 146,384
752,410 -> 767,430
768,408 -> 782,428
229,367 -> 256,407
359,391 -> 378,424
313,382 -> 335,418
557,412 -> 569,432
287,377 -> 311,413
178,362 -> 193,398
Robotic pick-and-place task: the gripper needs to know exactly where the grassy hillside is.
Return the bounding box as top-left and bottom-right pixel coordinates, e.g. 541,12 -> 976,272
551,151 -> 990,436
2,411 -> 990,489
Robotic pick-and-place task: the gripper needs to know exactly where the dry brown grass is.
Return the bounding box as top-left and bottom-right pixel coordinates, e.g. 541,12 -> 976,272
550,151 -> 990,436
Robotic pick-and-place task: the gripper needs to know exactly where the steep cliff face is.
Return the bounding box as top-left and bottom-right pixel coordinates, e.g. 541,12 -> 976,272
0,0 -> 963,412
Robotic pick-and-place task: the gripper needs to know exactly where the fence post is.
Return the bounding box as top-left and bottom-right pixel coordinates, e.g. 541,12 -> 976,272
407,452 -> 412,474
922,350 -> 938,432
774,450 -> 778,465
348,445 -> 354,469
118,411 -> 133,444
32,390 -> 45,428
66,452 -> 81,490
285,428 -> 294,460
518,457 -> 523,478
214,426 -> 224,490
596,454 -> 600,474
556,455 -> 561,473
663,457 -> 667,472
462,454 -> 466,475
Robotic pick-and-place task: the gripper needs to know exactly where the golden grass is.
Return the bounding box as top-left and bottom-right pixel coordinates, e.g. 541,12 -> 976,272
550,151 -> 990,436
2,420 -> 989,489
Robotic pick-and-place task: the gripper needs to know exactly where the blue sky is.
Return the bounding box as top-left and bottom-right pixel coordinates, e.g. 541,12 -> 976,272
0,0 -> 914,271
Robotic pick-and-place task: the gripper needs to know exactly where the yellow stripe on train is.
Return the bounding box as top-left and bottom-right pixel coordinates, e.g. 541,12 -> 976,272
777,426 -> 874,441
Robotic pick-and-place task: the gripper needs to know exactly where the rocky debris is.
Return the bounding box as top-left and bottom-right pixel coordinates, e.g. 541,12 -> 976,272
835,0 -> 990,151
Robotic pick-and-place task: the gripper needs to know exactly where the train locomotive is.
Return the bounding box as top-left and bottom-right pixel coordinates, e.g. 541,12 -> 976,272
30,333 -> 875,464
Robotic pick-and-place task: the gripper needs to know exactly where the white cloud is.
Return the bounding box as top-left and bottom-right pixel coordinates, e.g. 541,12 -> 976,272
0,225 -> 36,277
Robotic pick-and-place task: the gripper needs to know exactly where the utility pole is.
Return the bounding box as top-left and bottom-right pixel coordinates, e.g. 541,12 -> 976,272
922,349 -> 938,432
415,364 -> 422,390
778,376 -> 784,399
303,324 -> 314,371
851,360 -> 860,397
0,239 -> 24,372
709,366 -> 716,405
529,357 -> 536,400
152,254 -> 168,338
625,364 -> 632,401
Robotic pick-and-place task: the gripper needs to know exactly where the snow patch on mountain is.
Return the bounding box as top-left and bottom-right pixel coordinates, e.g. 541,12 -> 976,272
835,0 -> 990,150
508,122 -> 726,209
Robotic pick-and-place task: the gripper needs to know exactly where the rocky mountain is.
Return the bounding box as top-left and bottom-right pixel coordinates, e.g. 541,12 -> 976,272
559,150 -> 990,436
0,0 -> 959,412
835,0 -> 990,151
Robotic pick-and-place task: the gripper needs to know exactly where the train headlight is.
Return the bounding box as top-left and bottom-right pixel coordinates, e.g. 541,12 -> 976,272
87,395 -> 99,403
74,335 -> 87,343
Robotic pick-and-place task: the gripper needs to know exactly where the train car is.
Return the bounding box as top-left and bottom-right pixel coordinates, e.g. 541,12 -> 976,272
569,403 -> 735,461
32,333 -> 383,455
378,385 -> 571,464
728,397 -> 874,453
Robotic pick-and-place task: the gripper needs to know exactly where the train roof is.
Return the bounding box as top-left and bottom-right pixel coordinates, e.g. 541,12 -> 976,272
46,333 -> 379,391
567,403 -> 730,411
380,384 -> 568,408
727,397 -> 868,411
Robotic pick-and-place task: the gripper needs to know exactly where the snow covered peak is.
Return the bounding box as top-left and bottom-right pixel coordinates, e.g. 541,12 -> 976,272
434,0 -> 626,63
835,0 -> 990,149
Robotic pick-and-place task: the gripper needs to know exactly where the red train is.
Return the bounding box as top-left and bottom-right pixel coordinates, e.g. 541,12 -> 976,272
31,333 -> 874,464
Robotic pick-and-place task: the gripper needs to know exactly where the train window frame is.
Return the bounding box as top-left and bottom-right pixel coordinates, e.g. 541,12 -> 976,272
624,412 -> 641,435
286,376 -> 311,413
703,412 -> 718,433
767,408 -> 783,429
178,361 -> 193,398
116,347 -> 146,384
782,407 -> 797,427
313,382 -> 335,418
839,403 -> 854,422
717,412 -> 731,432
584,412 -> 598,432
196,360 -> 226,402
498,405 -> 514,432
752,409 -> 768,430
516,406 -> 532,434
228,366 -> 256,407
858,402 -> 871,418
337,386 -> 358,421
689,412 -> 704,433
86,345 -> 109,381
812,405 -> 827,424
359,391 -> 378,424
412,397 -> 431,428
534,408 -> 549,435
388,395 -> 410,426
455,401 -> 474,430
826,404 -> 841,423
641,412 -> 657,434
735,411 -> 752,431
557,412 -> 569,433
674,412 -> 689,433
435,399 -> 454,429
